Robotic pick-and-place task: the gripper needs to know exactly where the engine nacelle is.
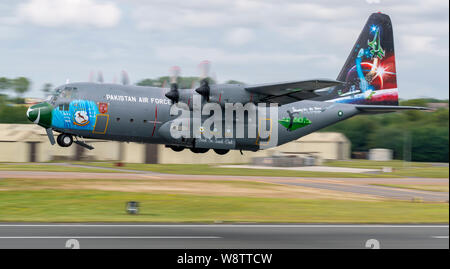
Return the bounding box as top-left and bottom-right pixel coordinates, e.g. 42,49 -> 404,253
208,84 -> 257,105
174,84 -> 263,108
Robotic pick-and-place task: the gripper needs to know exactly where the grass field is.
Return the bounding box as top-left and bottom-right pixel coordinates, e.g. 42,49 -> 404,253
1,160 -> 447,178
325,160 -> 449,178
0,189 -> 448,223
0,163 -> 123,173
0,178 -> 374,200
0,178 -> 448,223
325,160 -> 432,169
75,162 -> 395,178
75,161 -> 449,178
384,167 -> 449,178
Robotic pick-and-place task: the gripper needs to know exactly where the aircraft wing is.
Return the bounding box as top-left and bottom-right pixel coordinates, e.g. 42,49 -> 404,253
245,79 -> 342,104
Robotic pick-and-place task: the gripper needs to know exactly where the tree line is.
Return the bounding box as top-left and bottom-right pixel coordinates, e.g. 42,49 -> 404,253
0,77 -> 31,97
323,99 -> 449,162
136,76 -> 244,89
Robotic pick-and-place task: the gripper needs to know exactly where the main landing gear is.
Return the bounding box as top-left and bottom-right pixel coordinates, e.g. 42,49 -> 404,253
57,133 -> 73,147
190,148 -> 209,154
213,149 -> 229,155
169,146 -> 185,152
167,145 -> 233,155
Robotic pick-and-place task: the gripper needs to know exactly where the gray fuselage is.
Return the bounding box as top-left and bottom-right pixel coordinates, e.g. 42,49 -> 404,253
45,82 -> 359,151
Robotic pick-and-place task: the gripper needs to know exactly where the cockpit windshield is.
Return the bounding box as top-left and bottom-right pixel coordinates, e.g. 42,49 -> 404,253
48,87 -> 61,105
48,86 -> 78,105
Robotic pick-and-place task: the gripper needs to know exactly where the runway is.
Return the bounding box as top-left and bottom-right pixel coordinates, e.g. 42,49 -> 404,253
0,224 -> 447,249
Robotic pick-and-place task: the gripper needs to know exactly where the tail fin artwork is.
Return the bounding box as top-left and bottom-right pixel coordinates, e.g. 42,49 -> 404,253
327,12 -> 398,105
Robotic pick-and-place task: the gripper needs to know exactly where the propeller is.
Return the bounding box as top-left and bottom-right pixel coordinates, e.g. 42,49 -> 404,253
88,71 -> 95,82
195,60 -> 212,101
165,66 -> 181,103
97,71 -> 104,83
121,70 -> 130,85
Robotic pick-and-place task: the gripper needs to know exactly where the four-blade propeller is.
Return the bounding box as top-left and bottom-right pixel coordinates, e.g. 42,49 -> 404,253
165,66 -> 181,103
88,70 -> 130,85
195,60 -> 212,101
89,61 -> 215,104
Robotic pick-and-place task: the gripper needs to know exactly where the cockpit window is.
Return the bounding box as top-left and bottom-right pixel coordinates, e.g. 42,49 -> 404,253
61,87 -> 78,99
48,87 -> 61,105
48,86 -> 78,106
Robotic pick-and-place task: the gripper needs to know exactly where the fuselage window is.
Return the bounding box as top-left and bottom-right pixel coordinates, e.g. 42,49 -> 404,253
116,117 -> 120,122
130,119 -> 134,123
143,120 -> 147,123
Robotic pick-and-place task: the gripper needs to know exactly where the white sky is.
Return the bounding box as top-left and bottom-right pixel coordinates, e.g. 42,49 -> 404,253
0,0 -> 448,99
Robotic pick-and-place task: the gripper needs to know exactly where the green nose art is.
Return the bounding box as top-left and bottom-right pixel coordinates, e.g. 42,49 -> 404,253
26,102 -> 53,128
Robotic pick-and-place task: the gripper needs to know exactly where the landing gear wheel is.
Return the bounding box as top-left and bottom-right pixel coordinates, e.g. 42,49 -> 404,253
213,149 -> 229,155
190,148 -> 209,154
170,146 -> 185,152
57,134 -> 73,147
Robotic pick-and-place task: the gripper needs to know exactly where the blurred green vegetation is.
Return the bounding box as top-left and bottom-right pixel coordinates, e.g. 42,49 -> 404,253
0,76 -> 31,97
136,76 -> 246,88
75,162 -> 449,178
325,159 -> 430,168
137,76 -> 216,89
0,95 -> 29,124
0,189 -> 447,223
323,99 -> 449,162
0,163 -> 125,173
75,162 -> 388,178
1,161 -> 448,178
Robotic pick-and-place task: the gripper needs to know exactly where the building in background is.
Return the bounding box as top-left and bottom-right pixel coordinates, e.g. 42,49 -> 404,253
0,124 -> 350,164
369,148 -> 393,161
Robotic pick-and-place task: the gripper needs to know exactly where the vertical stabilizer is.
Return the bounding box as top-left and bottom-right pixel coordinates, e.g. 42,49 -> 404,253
327,12 -> 398,105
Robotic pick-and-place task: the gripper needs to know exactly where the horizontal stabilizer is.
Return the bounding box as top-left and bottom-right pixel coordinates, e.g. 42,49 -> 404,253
355,105 -> 432,114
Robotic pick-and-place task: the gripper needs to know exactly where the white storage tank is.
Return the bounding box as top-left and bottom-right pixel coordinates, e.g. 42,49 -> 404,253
368,148 -> 393,161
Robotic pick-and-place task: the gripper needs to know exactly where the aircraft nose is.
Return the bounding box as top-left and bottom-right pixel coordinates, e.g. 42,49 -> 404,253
26,102 -> 53,128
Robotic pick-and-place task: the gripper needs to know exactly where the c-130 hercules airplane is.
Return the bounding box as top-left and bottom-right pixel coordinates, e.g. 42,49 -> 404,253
27,13 -> 428,155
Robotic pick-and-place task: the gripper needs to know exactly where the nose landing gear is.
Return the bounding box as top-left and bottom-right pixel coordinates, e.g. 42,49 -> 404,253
57,134 -> 73,147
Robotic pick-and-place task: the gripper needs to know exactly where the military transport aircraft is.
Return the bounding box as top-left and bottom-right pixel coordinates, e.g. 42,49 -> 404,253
26,13 -> 428,155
